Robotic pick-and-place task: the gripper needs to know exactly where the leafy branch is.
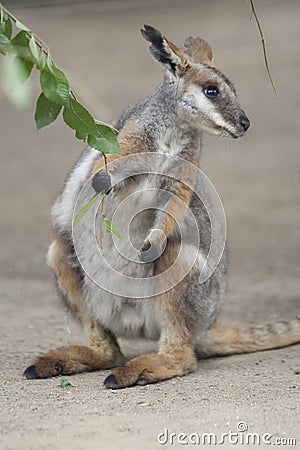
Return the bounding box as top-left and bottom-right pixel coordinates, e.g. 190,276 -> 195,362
0,4 -> 121,238
0,3 -> 121,153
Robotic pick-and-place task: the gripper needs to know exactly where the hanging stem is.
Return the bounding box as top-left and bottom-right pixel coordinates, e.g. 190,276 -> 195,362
249,0 -> 278,97
99,194 -> 105,249
102,152 -> 108,173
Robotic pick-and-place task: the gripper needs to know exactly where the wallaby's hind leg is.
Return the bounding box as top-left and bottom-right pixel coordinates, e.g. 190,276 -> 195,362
104,241 -> 197,389
24,233 -> 124,379
24,324 -> 124,379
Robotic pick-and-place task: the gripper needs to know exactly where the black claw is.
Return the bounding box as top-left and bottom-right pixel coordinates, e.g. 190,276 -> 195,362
136,377 -> 149,386
104,374 -> 124,389
54,363 -> 63,374
141,242 -> 151,252
23,365 -> 39,379
92,170 -> 112,194
139,243 -> 160,263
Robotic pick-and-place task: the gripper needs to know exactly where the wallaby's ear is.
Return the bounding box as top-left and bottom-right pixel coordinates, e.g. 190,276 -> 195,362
184,36 -> 214,65
141,25 -> 188,75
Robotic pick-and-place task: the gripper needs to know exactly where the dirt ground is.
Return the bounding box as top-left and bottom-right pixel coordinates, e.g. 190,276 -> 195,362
0,1 -> 299,449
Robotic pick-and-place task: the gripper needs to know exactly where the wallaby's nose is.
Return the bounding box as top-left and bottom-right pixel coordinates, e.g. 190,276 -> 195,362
240,114 -> 250,132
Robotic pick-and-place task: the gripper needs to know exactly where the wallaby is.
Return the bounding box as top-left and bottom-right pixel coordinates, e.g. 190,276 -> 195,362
24,26 -> 300,388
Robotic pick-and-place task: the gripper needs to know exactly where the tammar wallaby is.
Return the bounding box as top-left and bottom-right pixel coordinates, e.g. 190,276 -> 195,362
24,26 -> 300,388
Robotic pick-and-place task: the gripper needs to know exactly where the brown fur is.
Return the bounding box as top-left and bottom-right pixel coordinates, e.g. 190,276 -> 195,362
110,348 -> 196,388
24,328 -> 124,379
159,180 -> 194,237
25,232 -> 124,379
184,36 -> 213,64
117,119 -> 152,154
164,37 -> 190,75
92,120 -> 150,176
142,157 -> 199,253
29,345 -> 121,378
198,319 -> 300,357
50,231 -> 89,325
182,65 -> 220,90
105,240 -> 197,388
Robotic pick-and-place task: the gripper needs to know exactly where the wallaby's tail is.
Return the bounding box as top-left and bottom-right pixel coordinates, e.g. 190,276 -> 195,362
196,317 -> 300,358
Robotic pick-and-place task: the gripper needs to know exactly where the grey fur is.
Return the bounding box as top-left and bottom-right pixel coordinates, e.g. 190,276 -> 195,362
49,29 -> 248,346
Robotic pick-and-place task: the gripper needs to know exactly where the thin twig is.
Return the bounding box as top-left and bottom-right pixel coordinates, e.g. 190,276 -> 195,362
99,194 -> 105,249
249,0 -> 278,97
102,152 -> 108,173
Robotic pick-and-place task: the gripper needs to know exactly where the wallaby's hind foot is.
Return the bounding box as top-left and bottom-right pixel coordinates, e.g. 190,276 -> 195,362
104,347 -> 197,389
24,326 -> 124,379
24,344 -> 124,379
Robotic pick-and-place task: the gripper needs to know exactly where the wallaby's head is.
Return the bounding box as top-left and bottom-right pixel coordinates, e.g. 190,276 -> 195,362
141,25 -> 250,138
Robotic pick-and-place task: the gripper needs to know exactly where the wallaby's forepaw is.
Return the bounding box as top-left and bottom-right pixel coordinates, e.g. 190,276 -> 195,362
139,241 -> 161,263
103,352 -> 196,389
92,170 -> 112,194
139,229 -> 167,263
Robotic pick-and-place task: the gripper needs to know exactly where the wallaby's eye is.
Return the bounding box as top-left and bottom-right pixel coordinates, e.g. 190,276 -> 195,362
203,85 -> 220,99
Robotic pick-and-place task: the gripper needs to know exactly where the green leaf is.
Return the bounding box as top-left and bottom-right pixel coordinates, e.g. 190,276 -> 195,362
35,92 -> 62,130
88,123 -> 121,154
45,52 -> 53,73
60,379 -> 73,388
1,54 -> 31,108
30,45 -> 45,71
75,129 -> 88,142
11,31 -> 34,62
14,56 -> 34,81
0,33 -> 10,54
0,33 -> 10,44
0,18 -> 12,39
29,35 -> 39,62
36,47 -> 44,70
51,65 -> 69,102
40,67 -> 70,106
63,98 -> 98,135
103,218 -> 121,238
40,69 -> 61,103
15,20 -> 31,32
74,192 -> 102,226
11,31 -> 29,47
5,18 -> 12,39
11,30 -> 28,47
56,83 -> 69,105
